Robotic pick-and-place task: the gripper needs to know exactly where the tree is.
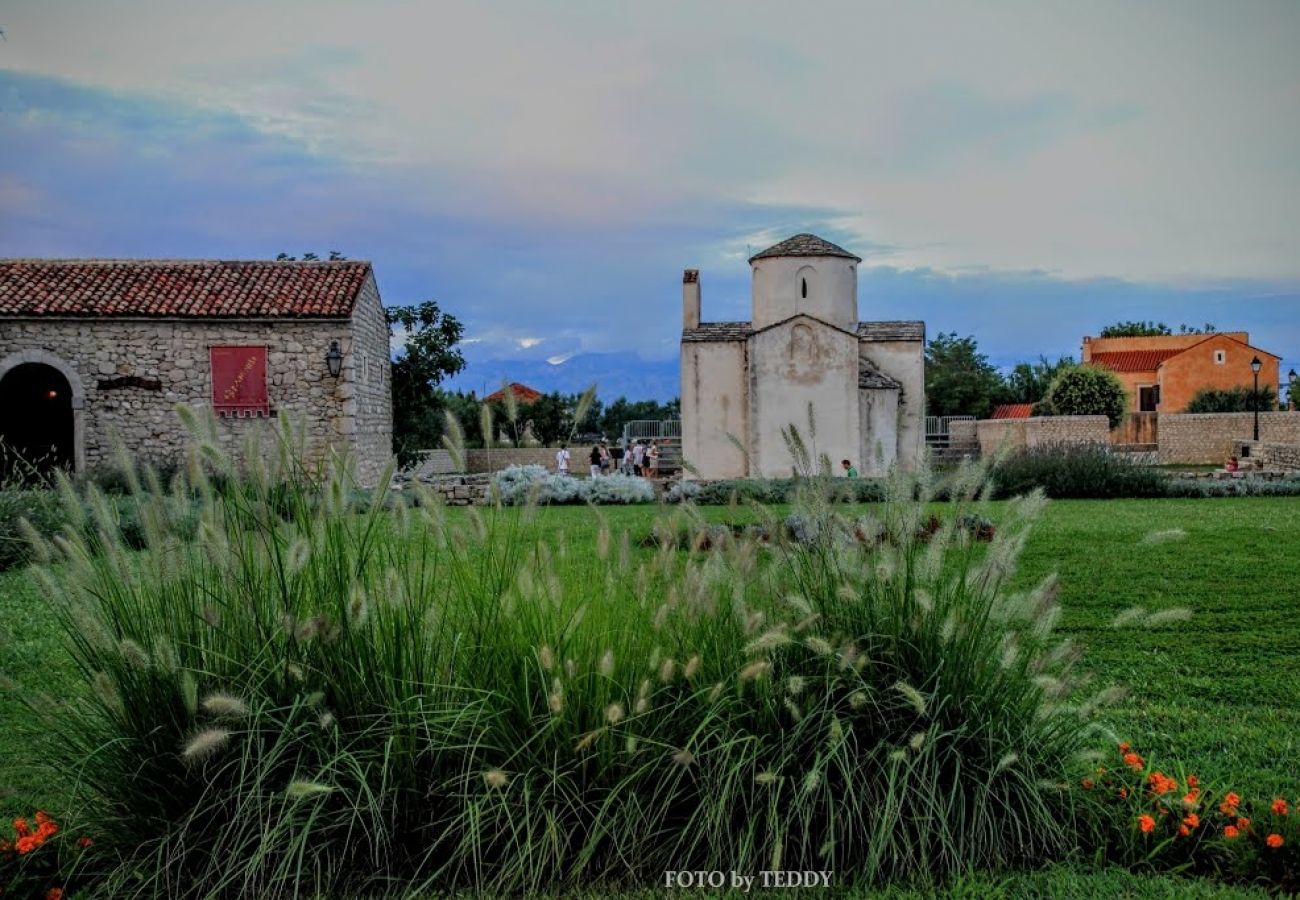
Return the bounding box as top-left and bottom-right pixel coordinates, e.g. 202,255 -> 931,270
598,396 -> 681,441
1098,320 -> 1216,337
1036,365 -> 1128,428
1185,385 -> 1277,414
385,301 -> 466,465
1003,356 -> 1075,404
924,332 -> 1006,418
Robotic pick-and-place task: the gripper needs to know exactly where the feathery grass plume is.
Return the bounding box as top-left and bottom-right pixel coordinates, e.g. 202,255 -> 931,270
786,675 -> 807,696
181,727 -> 231,764
440,408 -> 466,472
483,768 -> 510,790
755,770 -> 780,785
1000,634 -> 1020,670
738,660 -> 770,683
200,692 -> 249,719
683,654 -> 701,680
604,703 -> 625,725
892,680 -> 928,716
658,657 -> 676,684
803,770 -> 821,793
286,780 -> 336,800
848,690 -> 868,709
92,671 -> 121,711
1143,527 -> 1188,545
547,678 -> 564,714
570,383 -> 598,441
179,671 -> 198,717
804,635 -> 833,656
1110,606 -> 1148,628
707,681 -> 725,703
538,645 -> 555,671
1146,607 -> 1194,627
317,711 -> 336,730
599,648 -> 615,677
118,638 -> 151,669
995,752 -> 1020,773
347,584 -> 369,628
634,679 -> 652,714
652,603 -> 669,631
671,748 -> 694,767
744,627 -> 792,655
908,732 -> 927,752
574,728 -> 604,753
784,698 -> 804,722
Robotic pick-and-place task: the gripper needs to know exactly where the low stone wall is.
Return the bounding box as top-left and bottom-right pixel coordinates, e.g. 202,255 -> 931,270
465,447 -> 568,474
946,420 -> 979,455
1236,441 -> 1300,472
406,449 -> 458,477
402,473 -> 493,505
1157,412 -> 1300,464
968,415 -> 1110,457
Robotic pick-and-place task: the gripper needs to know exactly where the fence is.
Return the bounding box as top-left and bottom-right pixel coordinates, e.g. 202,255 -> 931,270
925,416 -> 975,448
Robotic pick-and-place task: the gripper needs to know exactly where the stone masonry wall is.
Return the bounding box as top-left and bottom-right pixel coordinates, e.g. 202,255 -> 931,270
1159,412 -> 1300,464
1253,443 -> 1300,472
969,415 -> 1110,457
345,275 -> 394,486
0,311 -> 392,486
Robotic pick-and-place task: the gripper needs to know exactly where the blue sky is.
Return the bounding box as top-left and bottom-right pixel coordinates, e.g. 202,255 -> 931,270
1,0 -> 1297,401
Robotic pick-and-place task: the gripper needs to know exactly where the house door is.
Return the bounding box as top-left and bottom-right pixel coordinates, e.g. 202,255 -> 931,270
1139,385 -> 1160,412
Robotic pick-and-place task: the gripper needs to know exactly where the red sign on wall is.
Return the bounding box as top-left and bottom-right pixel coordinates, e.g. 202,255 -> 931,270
210,345 -> 269,416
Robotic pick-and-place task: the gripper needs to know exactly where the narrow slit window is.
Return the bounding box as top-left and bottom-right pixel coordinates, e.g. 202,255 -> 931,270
801,278 -> 808,299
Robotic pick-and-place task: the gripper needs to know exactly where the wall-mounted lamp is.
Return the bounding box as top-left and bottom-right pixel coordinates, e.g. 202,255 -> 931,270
326,341 -> 344,378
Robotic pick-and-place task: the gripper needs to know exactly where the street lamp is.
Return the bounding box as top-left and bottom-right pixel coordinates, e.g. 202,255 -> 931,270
1290,369 -> 1298,411
325,341 -> 344,378
1250,356 -> 1262,441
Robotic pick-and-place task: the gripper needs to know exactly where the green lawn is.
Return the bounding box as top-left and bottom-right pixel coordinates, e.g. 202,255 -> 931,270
1,495 -> 1297,895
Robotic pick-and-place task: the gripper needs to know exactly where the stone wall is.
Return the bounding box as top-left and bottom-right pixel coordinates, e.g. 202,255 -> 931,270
465,447 -> 571,474
968,415 -> 1110,456
1252,442 -> 1300,472
1159,412 -> 1300,464
406,473 -> 493,505
0,278 -> 393,485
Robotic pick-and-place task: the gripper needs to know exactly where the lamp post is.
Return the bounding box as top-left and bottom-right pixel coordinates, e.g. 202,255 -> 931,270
325,341 -> 344,378
1250,356 -> 1262,441
1290,369 -> 1298,411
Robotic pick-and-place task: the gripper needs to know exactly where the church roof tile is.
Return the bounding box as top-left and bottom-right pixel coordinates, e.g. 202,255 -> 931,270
749,233 -> 862,263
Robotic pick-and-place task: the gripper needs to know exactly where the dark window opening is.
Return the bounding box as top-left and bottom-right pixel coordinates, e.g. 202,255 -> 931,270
1139,385 -> 1160,412
800,278 -> 808,299
0,362 -> 75,481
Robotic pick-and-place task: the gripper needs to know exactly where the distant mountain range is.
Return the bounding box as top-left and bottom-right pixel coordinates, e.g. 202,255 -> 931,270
443,353 -> 680,402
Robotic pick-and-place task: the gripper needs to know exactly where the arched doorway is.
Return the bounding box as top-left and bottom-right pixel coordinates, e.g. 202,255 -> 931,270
0,362 -> 76,481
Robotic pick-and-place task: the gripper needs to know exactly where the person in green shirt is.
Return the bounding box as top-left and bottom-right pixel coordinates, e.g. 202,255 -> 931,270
841,459 -> 858,478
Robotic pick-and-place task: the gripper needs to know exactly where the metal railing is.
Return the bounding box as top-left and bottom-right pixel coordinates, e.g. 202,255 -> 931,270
925,415 -> 974,448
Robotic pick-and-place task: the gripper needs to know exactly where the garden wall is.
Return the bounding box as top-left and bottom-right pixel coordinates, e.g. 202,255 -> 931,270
465,447 -> 568,473
1157,413 -> 1300,464
968,415 -> 1110,457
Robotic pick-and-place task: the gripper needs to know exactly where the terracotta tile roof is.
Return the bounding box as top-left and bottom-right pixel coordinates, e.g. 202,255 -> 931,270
1089,349 -> 1183,373
0,259 -> 372,318
484,382 -> 544,404
749,233 -> 862,263
990,403 -> 1034,419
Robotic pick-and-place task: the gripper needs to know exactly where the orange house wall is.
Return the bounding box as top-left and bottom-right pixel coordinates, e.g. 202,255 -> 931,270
1083,332 -> 1250,360
1157,336 -> 1281,412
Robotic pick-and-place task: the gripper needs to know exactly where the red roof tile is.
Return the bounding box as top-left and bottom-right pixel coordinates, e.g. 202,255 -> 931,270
1089,349 -> 1183,373
990,403 -> 1034,419
0,260 -> 372,318
484,382 -> 544,404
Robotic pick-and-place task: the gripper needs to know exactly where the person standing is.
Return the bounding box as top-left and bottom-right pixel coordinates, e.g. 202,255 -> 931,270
589,444 -> 602,478
555,444 -> 571,476
599,441 -> 612,475
632,440 -> 646,476
646,441 -> 660,478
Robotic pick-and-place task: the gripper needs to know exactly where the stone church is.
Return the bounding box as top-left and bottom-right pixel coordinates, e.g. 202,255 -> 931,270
680,234 -> 924,479
0,259 -> 393,486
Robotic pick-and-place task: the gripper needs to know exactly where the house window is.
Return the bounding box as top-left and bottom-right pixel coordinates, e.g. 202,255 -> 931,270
1213,349 -> 1226,365
1139,385 -> 1160,412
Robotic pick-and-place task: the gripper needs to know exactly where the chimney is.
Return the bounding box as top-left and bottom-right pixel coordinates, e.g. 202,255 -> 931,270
682,269 -> 700,329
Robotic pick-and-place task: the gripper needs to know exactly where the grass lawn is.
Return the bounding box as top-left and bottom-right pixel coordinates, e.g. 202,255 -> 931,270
1,494 -> 1297,896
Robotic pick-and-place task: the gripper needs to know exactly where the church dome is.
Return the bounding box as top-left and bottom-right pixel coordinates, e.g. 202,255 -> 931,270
748,233 -> 861,264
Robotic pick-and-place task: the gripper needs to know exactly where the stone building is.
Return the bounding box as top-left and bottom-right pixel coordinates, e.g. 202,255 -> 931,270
0,259 -> 393,485
680,234 -> 925,479
1083,331 -> 1282,413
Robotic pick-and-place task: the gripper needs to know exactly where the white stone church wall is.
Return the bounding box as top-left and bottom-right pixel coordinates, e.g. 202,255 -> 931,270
681,341 -> 749,478
859,339 -> 925,470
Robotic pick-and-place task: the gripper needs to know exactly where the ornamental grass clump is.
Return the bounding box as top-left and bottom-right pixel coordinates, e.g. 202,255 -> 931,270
13,411 -> 1108,897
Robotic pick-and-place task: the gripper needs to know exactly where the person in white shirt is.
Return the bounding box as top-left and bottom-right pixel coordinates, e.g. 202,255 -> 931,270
555,444 -> 571,475
632,441 -> 646,475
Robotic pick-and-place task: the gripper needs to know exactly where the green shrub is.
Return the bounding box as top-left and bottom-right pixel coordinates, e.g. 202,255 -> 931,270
1185,386 -> 1277,414
1037,366 -> 1128,428
992,443 -> 1168,499
669,476 -> 886,505
0,486 -> 66,571
14,427 -> 1111,897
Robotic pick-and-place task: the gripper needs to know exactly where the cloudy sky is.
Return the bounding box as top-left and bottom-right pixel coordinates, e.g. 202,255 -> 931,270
2,0 -> 1297,398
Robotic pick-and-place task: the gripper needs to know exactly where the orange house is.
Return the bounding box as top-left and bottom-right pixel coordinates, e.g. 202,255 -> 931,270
1082,332 -> 1281,413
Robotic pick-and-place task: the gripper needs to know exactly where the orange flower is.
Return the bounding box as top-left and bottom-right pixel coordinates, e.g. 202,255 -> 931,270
15,835 -> 37,855
1182,789 -> 1200,807
1147,772 -> 1178,796
12,818 -> 30,838
1178,825 -> 1191,838
1271,798 -> 1289,816
1119,741 -> 1131,753
46,889 -> 64,900
1183,813 -> 1201,829
1220,792 -> 1241,814
78,836 -> 94,848
1224,825 -> 1240,839
1237,816 -> 1251,830
1081,778 -> 1095,790
1119,787 -> 1129,799
1186,775 -> 1199,789
1138,814 -> 1156,833
1267,833 -> 1284,849
1124,752 -> 1144,770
